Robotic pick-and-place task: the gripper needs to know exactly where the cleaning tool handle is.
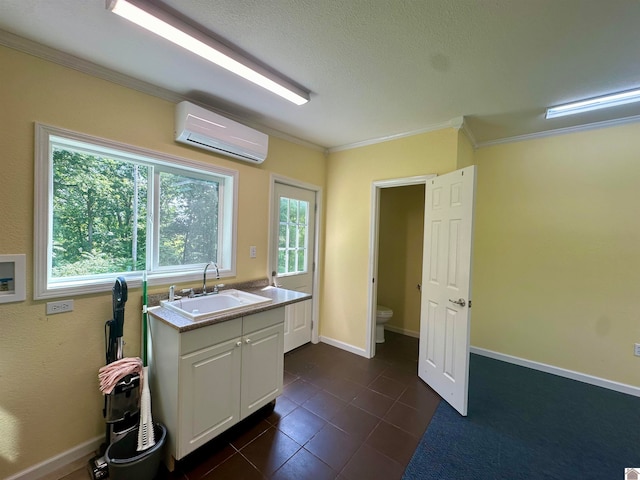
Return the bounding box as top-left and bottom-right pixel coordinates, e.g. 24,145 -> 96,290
142,271 -> 148,367
111,276 -> 128,338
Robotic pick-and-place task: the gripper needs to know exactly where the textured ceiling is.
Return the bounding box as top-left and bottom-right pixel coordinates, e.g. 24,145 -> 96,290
2,0 -> 640,149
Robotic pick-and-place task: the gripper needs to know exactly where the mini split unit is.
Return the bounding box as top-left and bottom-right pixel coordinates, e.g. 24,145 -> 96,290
175,101 -> 269,164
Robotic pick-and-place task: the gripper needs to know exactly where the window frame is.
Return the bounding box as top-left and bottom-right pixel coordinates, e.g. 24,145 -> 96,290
34,123 -> 238,300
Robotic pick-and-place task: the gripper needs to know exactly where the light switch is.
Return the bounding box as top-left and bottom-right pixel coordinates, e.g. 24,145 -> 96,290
249,246 -> 257,258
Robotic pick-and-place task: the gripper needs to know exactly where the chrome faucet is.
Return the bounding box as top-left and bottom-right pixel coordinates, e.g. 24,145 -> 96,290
202,261 -> 219,295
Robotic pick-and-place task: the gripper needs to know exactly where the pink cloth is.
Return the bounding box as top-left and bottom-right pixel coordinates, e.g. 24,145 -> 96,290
98,357 -> 143,394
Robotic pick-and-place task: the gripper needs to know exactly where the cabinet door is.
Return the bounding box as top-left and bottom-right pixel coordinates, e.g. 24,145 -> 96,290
178,336 -> 242,458
240,322 -> 284,419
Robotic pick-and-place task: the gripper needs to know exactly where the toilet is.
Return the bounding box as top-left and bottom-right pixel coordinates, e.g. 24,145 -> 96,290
376,305 -> 393,343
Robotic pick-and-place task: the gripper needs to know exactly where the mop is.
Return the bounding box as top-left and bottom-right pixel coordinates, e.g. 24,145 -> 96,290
98,357 -> 143,394
137,271 -> 155,451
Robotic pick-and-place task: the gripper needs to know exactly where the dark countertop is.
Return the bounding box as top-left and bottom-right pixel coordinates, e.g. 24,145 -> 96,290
147,285 -> 311,332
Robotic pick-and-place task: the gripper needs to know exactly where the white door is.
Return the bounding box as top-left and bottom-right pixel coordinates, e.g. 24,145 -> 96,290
271,183 -> 315,353
419,166 -> 476,416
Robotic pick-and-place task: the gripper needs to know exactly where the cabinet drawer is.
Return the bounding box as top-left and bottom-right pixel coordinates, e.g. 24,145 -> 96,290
242,307 -> 285,334
181,317 -> 242,355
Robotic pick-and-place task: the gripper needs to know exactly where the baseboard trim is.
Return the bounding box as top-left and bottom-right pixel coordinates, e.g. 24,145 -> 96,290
6,435 -> 102,480
470,346 -> 640,398
319,336 -> 368,358
384,324 -> 420,338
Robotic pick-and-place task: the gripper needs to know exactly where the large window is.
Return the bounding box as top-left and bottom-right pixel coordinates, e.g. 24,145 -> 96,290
35,124 -> 237,299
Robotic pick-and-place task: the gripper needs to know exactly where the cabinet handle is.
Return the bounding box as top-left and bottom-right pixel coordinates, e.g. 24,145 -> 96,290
236,341 -> 242,347
245,338 -> 251,344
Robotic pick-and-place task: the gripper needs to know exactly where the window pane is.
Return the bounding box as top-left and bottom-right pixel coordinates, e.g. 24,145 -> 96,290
289,200 -> 298,223
158,172 -> 219,266
287,226 -> 296,248
299,201 -> 308,225
287,249 -> 296,272
279,198 -> 288,222
298,227 -> 306,249
297,249 -> 305,272
51,148 -> 147,278
278,249 -> 286,274
278,225 -> 287,248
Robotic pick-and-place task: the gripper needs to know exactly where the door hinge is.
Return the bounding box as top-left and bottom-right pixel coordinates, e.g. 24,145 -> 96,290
314,203 -> 318,213
312,262 -> 316,272
469,300 -> 472,308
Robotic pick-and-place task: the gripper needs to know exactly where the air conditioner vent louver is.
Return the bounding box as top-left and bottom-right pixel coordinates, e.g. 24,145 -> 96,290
175,101 -> 268,164
184,136 -> 257,162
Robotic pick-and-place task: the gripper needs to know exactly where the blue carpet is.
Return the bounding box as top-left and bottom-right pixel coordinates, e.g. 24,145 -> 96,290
403,354 -> 640,480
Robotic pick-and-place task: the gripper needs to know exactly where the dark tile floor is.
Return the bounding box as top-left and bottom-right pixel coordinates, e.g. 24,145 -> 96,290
65,331 -> 441,480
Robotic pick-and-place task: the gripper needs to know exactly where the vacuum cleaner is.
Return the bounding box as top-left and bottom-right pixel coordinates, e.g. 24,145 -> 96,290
89,277 -> 141,480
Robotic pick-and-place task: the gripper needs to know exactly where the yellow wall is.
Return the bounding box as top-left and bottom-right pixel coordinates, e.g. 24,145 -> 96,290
0,46 -> 325,478
457,129 -> 475,169
472,124 -> 640,386
378,185 -> 425,335
322,130 -> 459,349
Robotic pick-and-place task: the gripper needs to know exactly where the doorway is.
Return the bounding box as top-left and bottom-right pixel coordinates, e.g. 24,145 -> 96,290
367,175 -> 433,358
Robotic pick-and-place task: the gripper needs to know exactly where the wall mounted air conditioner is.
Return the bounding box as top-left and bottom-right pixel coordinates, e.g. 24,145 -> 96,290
175,101 -> 268,164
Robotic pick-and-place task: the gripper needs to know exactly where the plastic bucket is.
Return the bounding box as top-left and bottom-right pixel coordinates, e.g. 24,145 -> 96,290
105,423 -> 166,480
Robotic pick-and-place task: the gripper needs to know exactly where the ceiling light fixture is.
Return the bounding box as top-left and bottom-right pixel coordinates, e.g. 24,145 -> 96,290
545,88 -> 640,119
106,0 -> 310,105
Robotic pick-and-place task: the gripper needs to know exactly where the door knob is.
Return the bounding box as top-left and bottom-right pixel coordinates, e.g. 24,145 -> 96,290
449,298 -> 466,307
245,338 -> 251,344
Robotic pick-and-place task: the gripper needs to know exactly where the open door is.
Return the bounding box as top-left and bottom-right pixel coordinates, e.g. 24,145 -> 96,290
418,166 -> 476,416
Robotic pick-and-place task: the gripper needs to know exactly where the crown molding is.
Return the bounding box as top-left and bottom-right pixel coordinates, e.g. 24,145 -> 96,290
328,118 -> 463,153
0,29 -> 324,153
474,114 -> 640,149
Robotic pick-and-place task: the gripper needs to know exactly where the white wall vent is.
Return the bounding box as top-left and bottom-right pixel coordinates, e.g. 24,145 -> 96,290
175,101 -> 268,164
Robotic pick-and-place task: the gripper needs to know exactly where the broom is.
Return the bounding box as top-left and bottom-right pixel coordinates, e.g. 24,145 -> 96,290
137,271 -> 155,451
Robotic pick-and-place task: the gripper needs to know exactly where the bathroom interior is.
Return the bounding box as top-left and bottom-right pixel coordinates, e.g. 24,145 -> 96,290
375,184 -> 426,348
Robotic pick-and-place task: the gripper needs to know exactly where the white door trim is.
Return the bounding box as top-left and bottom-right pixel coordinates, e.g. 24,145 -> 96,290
366,175 -> 435,358
269,174 -> 322,344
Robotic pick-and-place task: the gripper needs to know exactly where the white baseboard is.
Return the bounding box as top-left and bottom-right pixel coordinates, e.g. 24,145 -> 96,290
319,336 -> 368,358
6,435 -> 102,480
384,324 -> 419,338
470,346 -> 640,398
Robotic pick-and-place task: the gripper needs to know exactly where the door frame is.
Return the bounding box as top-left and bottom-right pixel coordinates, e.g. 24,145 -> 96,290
269,174 -> 322,344
366,174 -> 435,358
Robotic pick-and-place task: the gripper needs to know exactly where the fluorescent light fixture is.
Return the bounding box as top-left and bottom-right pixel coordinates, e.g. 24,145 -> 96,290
546,88 -> 640,119
106,0 -> 310,105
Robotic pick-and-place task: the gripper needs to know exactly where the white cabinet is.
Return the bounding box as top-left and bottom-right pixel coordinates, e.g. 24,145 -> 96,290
241,320 -> 284,418
179,327 -> 242,455
148,306 -> 284,465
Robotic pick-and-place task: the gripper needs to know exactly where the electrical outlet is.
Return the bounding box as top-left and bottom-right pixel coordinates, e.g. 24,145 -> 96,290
634,343 -> 640,357
249,246 -> 257,258
46,300 -> 74,315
